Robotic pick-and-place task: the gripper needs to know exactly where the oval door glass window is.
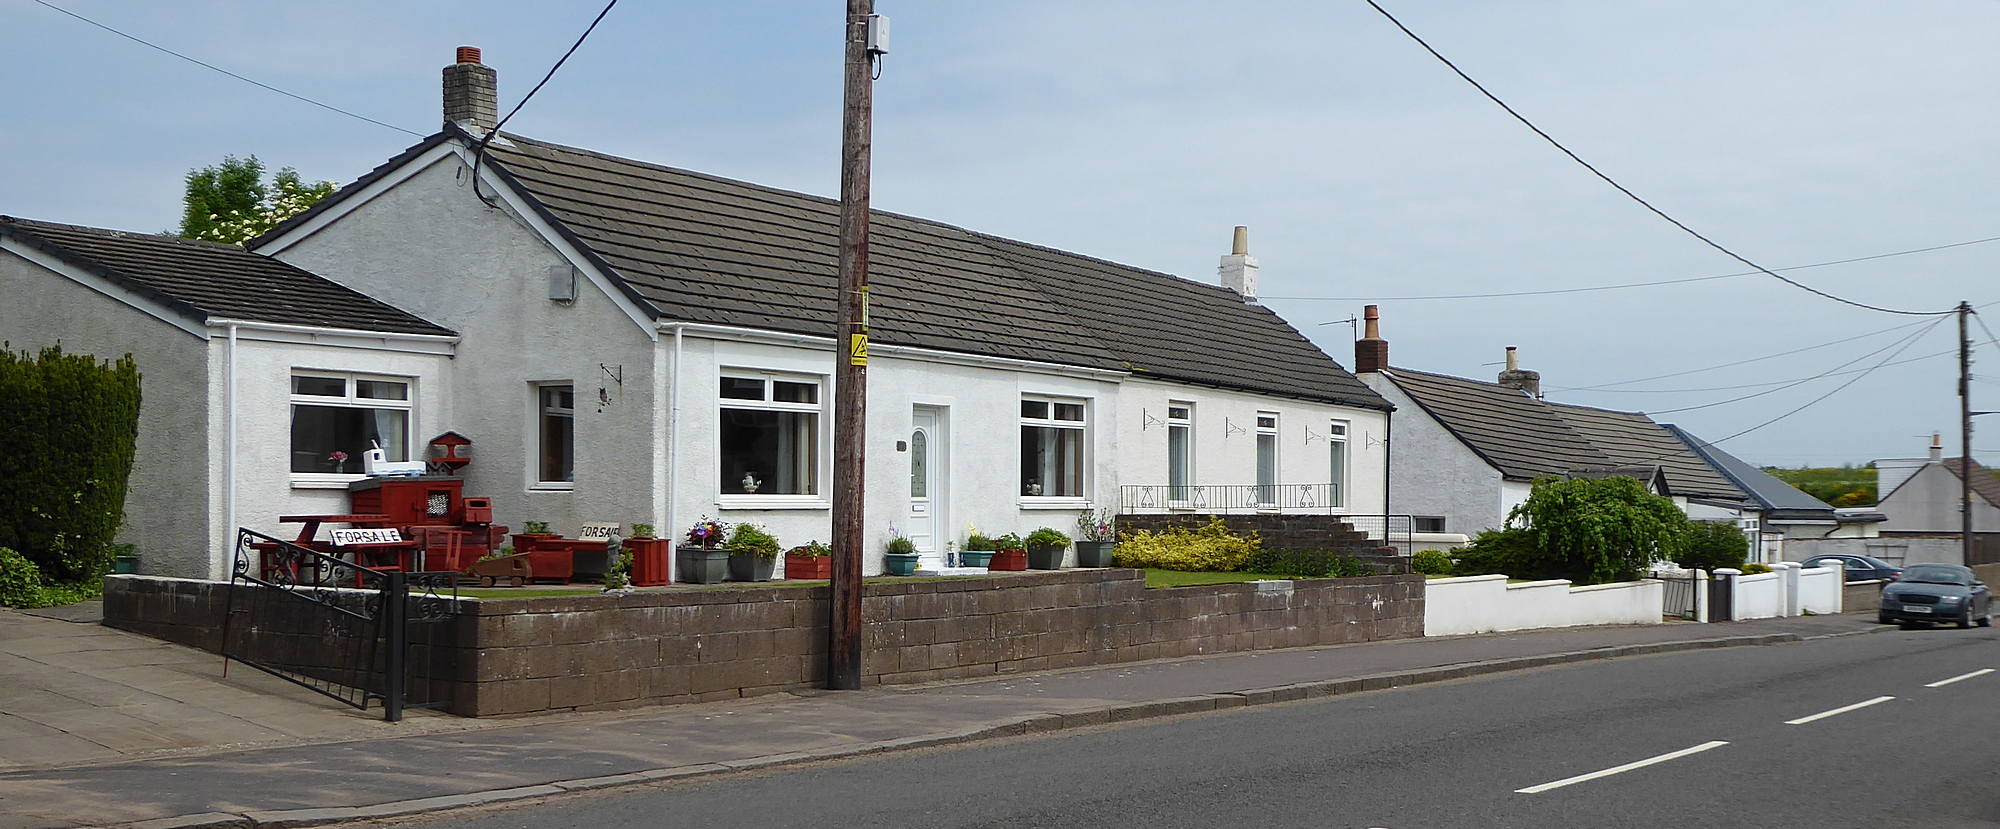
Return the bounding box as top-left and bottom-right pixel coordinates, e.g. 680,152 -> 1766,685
910,429 -> 928,497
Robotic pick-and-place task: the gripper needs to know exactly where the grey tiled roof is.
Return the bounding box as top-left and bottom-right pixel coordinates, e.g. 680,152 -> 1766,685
1387,367 -> 1749,501
2,216 -> 452,336
475,132 -> 1388,409
1663,424 -> 1835,516
1941,457 -> 2000,508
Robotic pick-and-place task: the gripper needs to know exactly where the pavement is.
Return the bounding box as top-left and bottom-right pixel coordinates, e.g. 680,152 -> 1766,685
0,606 -> 1885,829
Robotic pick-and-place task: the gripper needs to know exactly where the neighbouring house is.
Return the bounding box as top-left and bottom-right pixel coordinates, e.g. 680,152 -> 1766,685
1662,423 -> 1879,562
0,216 -> 457,578
7,47 -> 1396,579
1856,435 -> 2000,566
1347,306 -> 1850,562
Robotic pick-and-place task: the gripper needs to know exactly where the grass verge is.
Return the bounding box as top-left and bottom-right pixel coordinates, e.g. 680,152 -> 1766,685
1143,569 -> 1290,588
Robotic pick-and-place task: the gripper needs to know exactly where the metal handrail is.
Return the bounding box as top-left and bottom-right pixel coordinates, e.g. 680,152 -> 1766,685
1119,483 -> 1340,514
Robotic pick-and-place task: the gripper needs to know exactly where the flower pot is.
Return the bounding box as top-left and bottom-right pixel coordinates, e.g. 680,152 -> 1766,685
989,548 -> 1027,571
677,545 -> 729,584
525,542 -> 575,583
1027,543 -> 1066,570
510,533 -> 558,555
1074,541 -> 1115,568
784,553 -> 832,580
728,551 -> 776,582
627,538 -> 672,586
957,550 -> 996,568
111,554 -> 140,575
883,552 -> 922,576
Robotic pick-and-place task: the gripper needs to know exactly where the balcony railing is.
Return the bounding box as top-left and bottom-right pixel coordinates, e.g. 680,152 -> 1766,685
1119,483 -> 1340,515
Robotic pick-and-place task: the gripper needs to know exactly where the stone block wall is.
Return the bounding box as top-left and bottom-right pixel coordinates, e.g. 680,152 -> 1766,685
104,569 -> 1424,718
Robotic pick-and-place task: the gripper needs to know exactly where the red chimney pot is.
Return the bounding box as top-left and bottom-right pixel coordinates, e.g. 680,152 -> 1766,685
456,46 -> 482,65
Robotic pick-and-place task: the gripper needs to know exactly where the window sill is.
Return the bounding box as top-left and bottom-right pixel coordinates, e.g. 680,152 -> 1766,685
290,474 -> 365,490
717,496 -> 831,511
528,483 -> 575,493
1019,498 -> 1091,510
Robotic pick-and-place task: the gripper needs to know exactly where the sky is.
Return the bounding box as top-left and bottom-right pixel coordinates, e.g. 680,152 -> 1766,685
4,0 -> 1998,468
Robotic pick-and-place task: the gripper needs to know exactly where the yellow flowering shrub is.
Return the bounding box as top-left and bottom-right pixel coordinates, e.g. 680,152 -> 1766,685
1112,518 -> 1260,572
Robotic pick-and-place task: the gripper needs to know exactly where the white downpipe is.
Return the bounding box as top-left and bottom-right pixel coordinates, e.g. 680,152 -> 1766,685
663,325 -> 684,544
224,323 -> 239,580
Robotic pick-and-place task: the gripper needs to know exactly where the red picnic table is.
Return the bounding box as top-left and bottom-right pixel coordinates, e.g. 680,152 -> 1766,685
267,514 -> 423,584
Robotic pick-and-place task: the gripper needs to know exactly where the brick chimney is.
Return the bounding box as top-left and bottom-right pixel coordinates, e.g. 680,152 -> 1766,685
443,46 -> 497,134
1354,304 -> 1388,374
1496,346 -> 1541,397
1218,226 -> 1259,302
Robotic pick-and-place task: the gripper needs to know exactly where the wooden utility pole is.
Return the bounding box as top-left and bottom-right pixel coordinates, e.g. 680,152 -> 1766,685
829,0 -> 875,691
1960,300 -> 1973,567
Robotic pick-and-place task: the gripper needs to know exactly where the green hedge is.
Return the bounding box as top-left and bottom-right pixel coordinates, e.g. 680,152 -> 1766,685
0,345 -> 141,582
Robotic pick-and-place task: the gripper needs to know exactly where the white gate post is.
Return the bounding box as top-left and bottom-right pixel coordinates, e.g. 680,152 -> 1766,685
1695,569 -> 1710,624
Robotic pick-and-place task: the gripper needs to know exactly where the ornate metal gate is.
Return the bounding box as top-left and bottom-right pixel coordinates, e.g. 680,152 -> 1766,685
220,528 -> 458,721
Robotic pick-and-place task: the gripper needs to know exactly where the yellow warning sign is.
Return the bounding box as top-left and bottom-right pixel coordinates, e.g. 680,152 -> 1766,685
849,333 -> 869,366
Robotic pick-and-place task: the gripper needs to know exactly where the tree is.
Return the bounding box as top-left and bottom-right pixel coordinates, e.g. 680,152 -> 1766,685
177,156 -> 336,246
1679,520 -> 1750,572
1508,476 -> 1691,585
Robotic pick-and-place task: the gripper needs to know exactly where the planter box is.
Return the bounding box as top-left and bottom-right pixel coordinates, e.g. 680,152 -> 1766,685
510,533 -> 557,555
883,552 -> 921,576
958,550 -> 996,568
524,543 -> 574,583
627,538 -> 672,587
111,555 -> 140,575
677,546 -> 729,584
1074,541 -> 1115,568
1027,544 -> 1065,570
784,554 -> 831,580
728,551 -> 776,582
989,549 -> 1027,571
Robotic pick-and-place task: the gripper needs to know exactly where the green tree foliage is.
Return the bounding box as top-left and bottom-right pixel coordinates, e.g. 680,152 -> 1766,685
1679,520 -> 1751,572
0,346 -> 141,582
1451,477 -> 1691,584
1762,465 -> 1876,506
177,155 -> 336,245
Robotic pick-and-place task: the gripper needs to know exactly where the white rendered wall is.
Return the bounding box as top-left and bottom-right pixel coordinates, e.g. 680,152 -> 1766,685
1424,575 -> 1663,636
1797,565 -> 1842,614
1360,374 -> 1506,534
1729,572 -> 1783,620
1876,463 -> 2000,534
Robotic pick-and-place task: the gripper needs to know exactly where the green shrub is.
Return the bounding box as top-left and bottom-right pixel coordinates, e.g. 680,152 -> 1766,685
964,530 -> 996,551
725,523 -> 781,560
1113,518 -> 1259,572
788,540 -> 832,557
0,345 -> 141,582
0,547 -> 45,607
1739,561 -> 1772,575
1677,521 -> 1749,572
1244,547 -> 1373,579
991,533 -> 1024,551
1450,528 -> 1540,577
1410,549 -> 1454,575
629,523 -> 656,539
1509,476 -> 1691,585
1025,527 -> 1071,549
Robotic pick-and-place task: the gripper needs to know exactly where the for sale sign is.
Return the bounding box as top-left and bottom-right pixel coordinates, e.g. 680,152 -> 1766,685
330,528 -> 404,546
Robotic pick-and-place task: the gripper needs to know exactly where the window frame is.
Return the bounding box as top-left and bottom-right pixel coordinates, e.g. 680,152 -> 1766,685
1327,418 -> 1348,509
1166,401 -> 1194,505
288,371 -> 415,489
716,369 -> 830,509
1020,394 -> 1090,506
1254,410 -> 1280,508
532,383 -> 576,491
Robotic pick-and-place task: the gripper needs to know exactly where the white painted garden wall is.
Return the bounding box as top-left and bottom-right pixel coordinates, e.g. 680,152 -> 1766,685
1424,575 -> 1663,636
1797,565 -> 1843,614
1728,571 -> 1783,620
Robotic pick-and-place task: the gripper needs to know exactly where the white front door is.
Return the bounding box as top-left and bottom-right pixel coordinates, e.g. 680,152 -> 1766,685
908,407 -> 944,562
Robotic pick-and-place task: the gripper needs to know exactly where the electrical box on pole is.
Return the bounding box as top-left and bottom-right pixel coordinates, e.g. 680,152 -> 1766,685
865,14 -> 890,55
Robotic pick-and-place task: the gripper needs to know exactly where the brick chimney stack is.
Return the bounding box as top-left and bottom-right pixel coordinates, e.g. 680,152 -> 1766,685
443,46 -> 497,134
1218,226 -> 1259,302
1354,304 -> 1389,374
1496,346 -> 1541,398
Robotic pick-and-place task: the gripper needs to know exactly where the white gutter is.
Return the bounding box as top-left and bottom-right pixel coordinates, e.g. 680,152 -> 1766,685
657,321 -> 1129,381
224,323 -> 239,580
204,318 -> 460,344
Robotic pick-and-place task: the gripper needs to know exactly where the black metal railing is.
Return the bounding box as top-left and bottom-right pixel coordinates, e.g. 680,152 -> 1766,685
1119,483 -> 1341,514
220,528 -> 458,722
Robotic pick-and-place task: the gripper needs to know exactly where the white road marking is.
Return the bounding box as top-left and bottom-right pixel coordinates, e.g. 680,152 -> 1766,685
1784,695 -> 1896,725
1924,668 -> 1994,688
1514,741 -> 1729,794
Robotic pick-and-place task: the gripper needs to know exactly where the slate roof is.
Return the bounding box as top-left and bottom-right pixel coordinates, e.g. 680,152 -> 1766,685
1386,367 -> 1748,502
1940,457 -> 2000,508
1662,424 -> 1836,518
2,216 -> 452,336
408,129 -> 1387,409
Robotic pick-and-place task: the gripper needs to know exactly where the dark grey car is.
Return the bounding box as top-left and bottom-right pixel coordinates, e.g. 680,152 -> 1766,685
1878,564 -> 1993,628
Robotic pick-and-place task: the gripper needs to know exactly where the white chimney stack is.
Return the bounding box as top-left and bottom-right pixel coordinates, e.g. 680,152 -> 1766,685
1929,432 -> 1943,462
1219,225 -> 1259,302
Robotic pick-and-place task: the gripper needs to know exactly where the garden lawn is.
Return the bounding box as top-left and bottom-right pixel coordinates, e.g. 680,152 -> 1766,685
1143,568 -> 1290,588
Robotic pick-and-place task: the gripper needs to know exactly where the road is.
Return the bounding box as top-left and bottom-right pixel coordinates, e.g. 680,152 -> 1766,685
373,624 -> 2000,829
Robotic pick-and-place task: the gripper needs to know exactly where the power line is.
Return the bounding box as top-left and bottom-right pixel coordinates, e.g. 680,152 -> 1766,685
472,0 -> 619,207
1557,346 -> 1974,394
1361,1 -> 1956,318
31,0 -> 422,137
1637,322 -> 1946,415
1266,235 -> 2000,302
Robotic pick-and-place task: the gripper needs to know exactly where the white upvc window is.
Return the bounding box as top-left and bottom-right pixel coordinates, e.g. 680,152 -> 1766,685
535,384 -> 575,489
1021,396 -> 1087,500
290,372 -> 412,484
1255,411 -> 1279,506
1167,402 -> 1194,502
718,371 -> 824,502
1328,419 -> 1348,508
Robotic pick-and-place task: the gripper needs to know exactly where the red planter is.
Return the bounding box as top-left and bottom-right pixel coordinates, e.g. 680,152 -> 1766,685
784,554 -> 832,580
627,537 -> 672,587
989,548 -> 1028,571
525,543 -> 575,583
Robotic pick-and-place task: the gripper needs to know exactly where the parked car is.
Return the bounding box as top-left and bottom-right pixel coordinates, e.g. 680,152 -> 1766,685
1800,554 -> 1902,583
1878,564 -> 1992,628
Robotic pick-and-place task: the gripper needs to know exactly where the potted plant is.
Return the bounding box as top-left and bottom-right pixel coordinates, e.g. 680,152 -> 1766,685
1074,511 -> 1116,568
883,529 -> 921,576
784,540 -> 833,580
1025,527 -> 1071,570
676,517 -> 730,584
602,544 -> 634,592
511,520 -> 557,557
988,533 -> 1027,571
724,523 -> 781,581
109,543 -> 140,575
625,522 -> 672,587
959,527 -> 996,569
